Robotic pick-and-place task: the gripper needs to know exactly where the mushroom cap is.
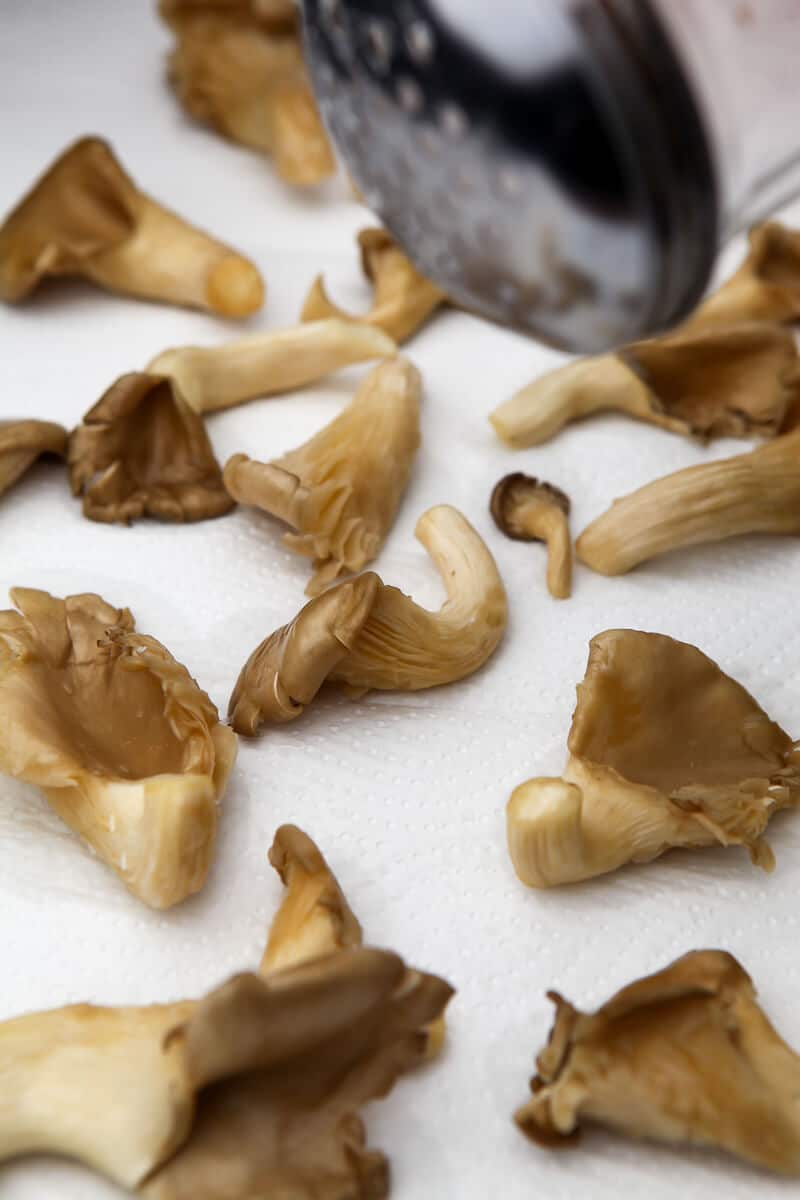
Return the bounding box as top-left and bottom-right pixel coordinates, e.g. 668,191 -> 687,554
569,629 -> 794,795
69,372 -> 234,524
490,472 -> 571,542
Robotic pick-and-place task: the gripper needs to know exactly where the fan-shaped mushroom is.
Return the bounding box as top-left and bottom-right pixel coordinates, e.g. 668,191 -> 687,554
146,320 -> 396,415
0,588 -> 237,908
490,322 -> 800,448
301,228 -> 447,344
490,473 -> 572,599
223,356 -> 420,594
506,629 -> 800,888
68,372 -> 234,524
0,137 -> 264,316
163,7 -> 334,186
229,504 -> 508,734
692,221 -> 800,328
0,826 -> 453,1198
516,949 -> 800,1175
0,419 -> 68,498
576,426 -> 800,576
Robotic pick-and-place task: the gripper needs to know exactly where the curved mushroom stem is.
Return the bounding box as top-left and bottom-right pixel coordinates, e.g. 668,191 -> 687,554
576,428 -> 800,576
489,356 -> 683,448
506,758 -> 736,889
515,500 -> 572,600
84,192 -> 264,318
148,321 -> 396,414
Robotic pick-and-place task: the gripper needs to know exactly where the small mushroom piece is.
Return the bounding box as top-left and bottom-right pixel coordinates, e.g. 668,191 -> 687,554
0,588 -> 237,908
223,357 -> 420,595
576,426 -> 800,576
146,319 -> 396,414
229,504 -> 507,734
68,372 -> 234,524
301,227 -> 448,344
490,472 -> 572,599
506,629 -> 800,888
165,16 -> 334,186
515,949 -> 800,1175
692,221 -> 800,328
490,322 -> 800,448
0,137 -> 264,316
261,824 -> 363,973
0,949 -> 452,1199
0,419 -> 68,497
261,825 -> 448,1062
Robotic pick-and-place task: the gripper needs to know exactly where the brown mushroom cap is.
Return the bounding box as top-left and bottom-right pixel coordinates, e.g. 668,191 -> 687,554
490,472 -> 571,542
571,629 -> 794,797
68,372 -> 234,525
0,419 -> 69,496
515,949 -> 800,1175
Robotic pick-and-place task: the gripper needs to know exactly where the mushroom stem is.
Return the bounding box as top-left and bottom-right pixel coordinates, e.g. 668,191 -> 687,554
0,1000 -> 195,1190
577,428 -> 800,576
84,192 -> 264,318
507,758 -> 743,889
515,500 -> 572,600
147,320 -> 396,414
489,356 -> 681,448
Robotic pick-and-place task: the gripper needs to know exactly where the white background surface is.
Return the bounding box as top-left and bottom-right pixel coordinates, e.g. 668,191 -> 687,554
2,4 -> 800,1198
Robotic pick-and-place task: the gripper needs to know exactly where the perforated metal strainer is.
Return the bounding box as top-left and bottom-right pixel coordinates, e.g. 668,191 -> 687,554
301,0 -> 718,352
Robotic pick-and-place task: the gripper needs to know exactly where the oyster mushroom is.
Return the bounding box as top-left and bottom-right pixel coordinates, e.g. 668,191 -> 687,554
229,504 -> 508,734
506,629 -> 800,888
0,588 -> 237,908
692,221 -> 800,328
515,949 -> 800,1175
146,319 -> 396,415
490,472 -> 572,599
263,824 -> 448,1061
490,322 -> 800,448
301,228 -> 447,344
0,827 -> 453,1198
163,10 -> 334,186
261,823 -> 363,973
0,137 -> 264,316
68,372 -> 234,524
576,426 -> 800,576
0,419 -> 68,498
223,356 -> 421,595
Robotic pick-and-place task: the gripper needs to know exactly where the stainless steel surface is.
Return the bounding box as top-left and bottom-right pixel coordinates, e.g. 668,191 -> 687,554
301,0 -> 718,352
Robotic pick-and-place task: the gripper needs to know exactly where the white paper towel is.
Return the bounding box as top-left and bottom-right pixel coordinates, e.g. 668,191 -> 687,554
2,5 -> 800,1198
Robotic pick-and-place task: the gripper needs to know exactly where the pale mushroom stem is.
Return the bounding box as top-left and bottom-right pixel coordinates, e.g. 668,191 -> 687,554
147,320 -> 397,414
516,500 -> 572,600
489,356 -> 669,448
84,194 -> 264,319
576,428 -> 800,576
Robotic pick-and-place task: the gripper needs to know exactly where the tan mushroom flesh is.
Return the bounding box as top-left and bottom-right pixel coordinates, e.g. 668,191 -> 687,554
302,227 -> 447,343
490,322 -> 800,448
0,588 -> 237,908
223,356 -> 421,595
164,9 -> 334,186
0,826 -> 453,1198
0,419 -> 68,497
68,372 -> 234,524
576,426 -> 800,576
506,629 -> 800,888
0,137 -> 264,316
516,949 -> 800,1175
229,504 -> 507,734
692,221 -> 800,328
490,472 -> 572,599
146,320 -> 396,414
